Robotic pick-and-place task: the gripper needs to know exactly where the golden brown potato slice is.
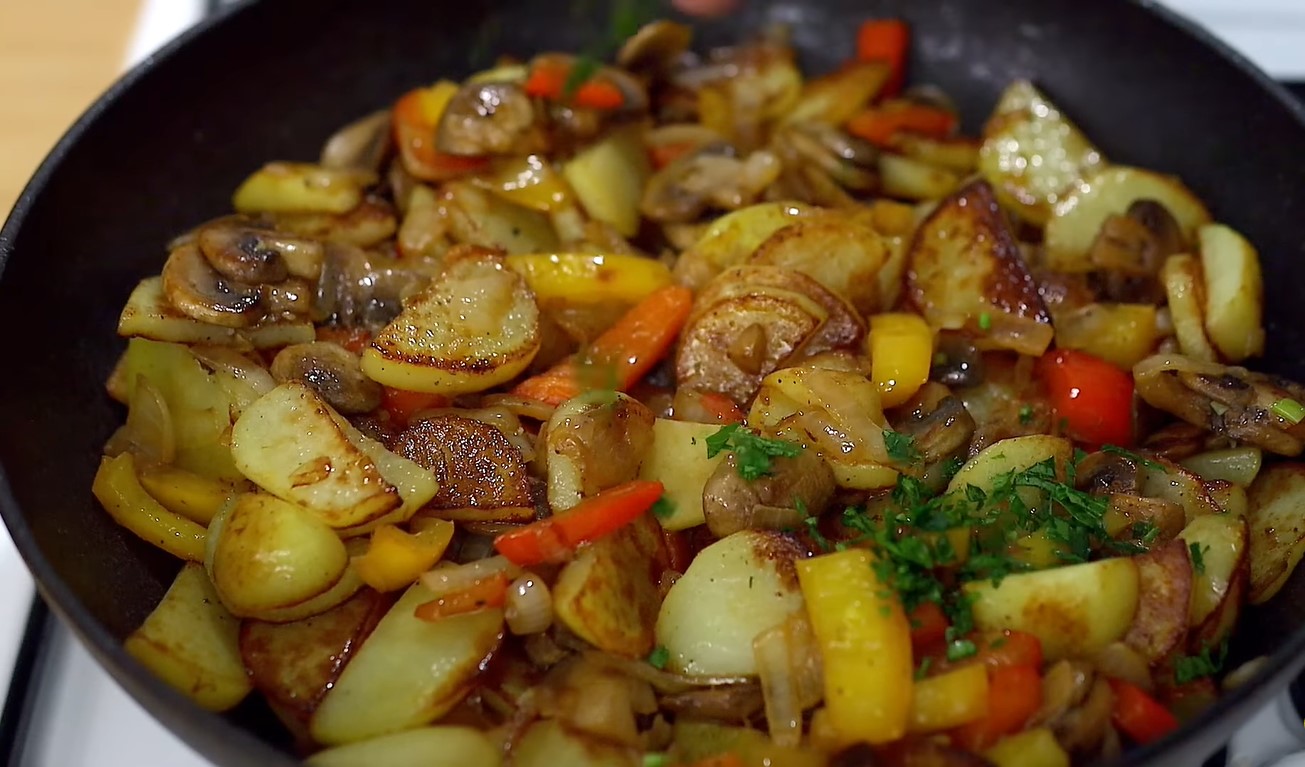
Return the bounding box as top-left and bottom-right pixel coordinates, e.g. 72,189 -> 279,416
672,201 -> 817,290
1161,254 -> 1219,362
676,290 -> 827,405
563,126 -> 650,238
240,588 -> 391,723
978,80 -> 1105,225
393,415 -> 534,522
363,246 -> 541,395
692,265 -> 865,357
1199,223 -> 1265,362
439,181 -> 560,255
638,418 -> 729,531
232,162 -> 376,215
1123,539 -> 1193,663
750,214 -> 889,315
270,196 -> 398,248
553,513 -> 669,657
511,719 -> 638,767
1247,463 -> 1305,604
125,564 -> 251,712
907,181 -> 1053,356
1179,512 -> 1248,649
307,727 -> 503,767
545,392 -> 656,512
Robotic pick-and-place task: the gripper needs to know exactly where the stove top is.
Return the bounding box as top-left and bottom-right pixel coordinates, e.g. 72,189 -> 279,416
4,1 -> 1305,765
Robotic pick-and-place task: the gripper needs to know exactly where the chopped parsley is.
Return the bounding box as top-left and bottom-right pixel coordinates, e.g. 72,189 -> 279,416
647,645 -> 670,670
1174,641 -> 1229,684
978,312 -> 992,331
562,0 -> 656,98
946,636 -> 979,662
1018,404 -> 1034,425
705,424 -> 803,480
642,755 -> 669,767
940,456 -> 965,482
1190,542 -> 1208,575
1101,444 -> 1164,471
800,499 -> 832,552
651,495 -> 676,520
914,656 -> 934,680
1271,397 -> 1305,425
884,429 -> 923,464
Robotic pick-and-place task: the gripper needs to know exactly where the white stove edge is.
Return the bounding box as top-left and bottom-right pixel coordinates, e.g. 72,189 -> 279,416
9,0 -> 1305,764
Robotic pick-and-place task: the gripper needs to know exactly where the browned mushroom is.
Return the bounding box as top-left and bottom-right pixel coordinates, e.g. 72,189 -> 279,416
313,242 -> 430,330
319,109 -> 393,173
658,683 -> 765,723
436,80 -> 548,157
160,243 -> 264,328
893,383 -> 976,464
641,142 -> 781,223
1088,198 -> 1184,303
1134,353 -> 1305,456
702,450 -> 836,538
617,20 -> 693,73
270,342 -> 382,414
196,221 -> 326,283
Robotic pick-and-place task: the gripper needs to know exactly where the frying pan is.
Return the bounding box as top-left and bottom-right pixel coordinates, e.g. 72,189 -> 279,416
1,0 -> 1304,763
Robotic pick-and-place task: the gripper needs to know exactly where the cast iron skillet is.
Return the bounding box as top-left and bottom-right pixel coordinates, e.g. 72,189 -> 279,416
2,0 -> 1304,763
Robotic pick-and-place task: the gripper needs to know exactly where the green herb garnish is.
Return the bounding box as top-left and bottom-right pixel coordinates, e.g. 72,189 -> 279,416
946,637 -> 978,662
1174,641 -> 1229,684
1101,444 -> 1164,472
561,0 -> 657,98
1190,542 -> 1208,575
884,429 -> 923,465
647,645 -> 671,670
1018,404 -> 1034,425
978,312 -> 992,331
705,423 -> 803,480
1272,397 -> 1305,425
651,495 -> 677,520
914,656 -> 934,681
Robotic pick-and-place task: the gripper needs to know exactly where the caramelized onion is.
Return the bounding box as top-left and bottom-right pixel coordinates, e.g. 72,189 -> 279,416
505,573 -> 553,635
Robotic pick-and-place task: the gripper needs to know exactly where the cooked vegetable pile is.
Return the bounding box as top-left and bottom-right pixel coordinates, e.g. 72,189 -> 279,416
95,15 -> 1305,767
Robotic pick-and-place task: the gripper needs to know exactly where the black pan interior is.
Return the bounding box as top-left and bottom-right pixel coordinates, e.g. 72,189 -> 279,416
2,0 -> 1305,764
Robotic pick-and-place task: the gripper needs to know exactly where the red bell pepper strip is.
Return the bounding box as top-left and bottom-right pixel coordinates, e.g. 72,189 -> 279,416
908,602 -> 950,651
494,480 -> 665,567
845,101 -> 957,148
1108,678 -> 1180,745
413,571 -> 510,621
1036,349 -> 1136,447
512,285 -> 694,406
524,59 -> 626,110
979,630 -> 1045,670
855,19 -> 910,97
951,664 -> 1044,750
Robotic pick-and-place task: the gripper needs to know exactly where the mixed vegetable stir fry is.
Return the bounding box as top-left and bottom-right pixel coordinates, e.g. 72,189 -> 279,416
96,15 -> 1305,767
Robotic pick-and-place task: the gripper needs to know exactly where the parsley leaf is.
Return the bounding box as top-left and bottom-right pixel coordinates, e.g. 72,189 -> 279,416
1174,641 -> 1228,684
914,656 -> 934,680
647,645 -> 670,670
801,499 -> 832,552
705,424 -> 803,480
884,430 -> 923,464
1018,404 -> 1034,425
1190,542 -> 1208,575
1101,445 -> 1164,472
651,495 -> 676,520
946,637 -> 978,662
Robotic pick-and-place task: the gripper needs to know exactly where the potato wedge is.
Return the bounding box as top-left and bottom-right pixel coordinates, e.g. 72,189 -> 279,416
1160,254 -> 1218,362
439,181 -> 560,255
1123,539 -> 1193,663
1199,223 -> 1265,362
784,62 -> 890,125
231,383 -> 434,530
394,414 -> 534,520
893,134 -> 980,174
554,513 -> 668,657
638,418 -> 728,531
1140,458 -> 1224,525
676,289 -> 826,405
907,181 -> 1053,356
362,248 -> 541,394
241,588 -> 390,723
948,435 -> 1072,527
1053,303 -> 1160,369
125,563 -> 250,711
1044,166 -> 1211,272
1247,463 -> 1305,604
93,453 -> 207,562
233,162 -> 375,215
119,277 -> 315,350
673,201 -> 817,290
254,542 -> 369,624
546,392 -> 656,512
878,153 -> 961,201
210,493 -> 350,618
966,557 -> 1140,661
656,530 -> 806,675
511,719 -> 637,767
750,214 -> 889,314
978,80 -> 1104,225
308,726 -> 502,767
1207,481 -> 1250,519
310,585 -> 504,745
270,197 -> 398,249
563,126 -> 651,238
1179,512 -> 1248,648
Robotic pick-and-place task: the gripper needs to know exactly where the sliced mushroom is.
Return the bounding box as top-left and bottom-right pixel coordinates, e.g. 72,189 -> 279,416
617,20 -> 692,72
436,80 -> 548,157
160,243 -> 264,328
893,383 -> 976,464
1134,354 -> 1305,456
196,221 -> 325,284
1075,450 -> 1141,495
702,450 -> 836,538
319,109 -> 392,173
929,332 -> 985,388
1088,199 -> 1183,304
641,142 -> 781,223
313,243 -> 430,330
262,277 -> 315,321
774,122 -> 879,193
270,341 -> 382,414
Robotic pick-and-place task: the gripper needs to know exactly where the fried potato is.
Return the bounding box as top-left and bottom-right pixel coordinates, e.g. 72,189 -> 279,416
784,62 -> 890,125
878,153 -> 961,202
233,162 -> 375,215
1053,303 -> 1161,369
1199,223 -> 1265,362
1161,254 -> 1219,362
394,414 -> 534,521
563,126 -> 651,238
1247,463 -> 1305,604
638,418 -> 728,531
1123,539 -> 1193,663
693,265 -> 865,356
118,278 -> 315,350
750,214 -> 889,314
978,80 -> 1104,225
1178,512 -> 1248,649
439,181 -> 560,254
907,181 -> 1052,356
269,196 -> 398,248
362,247 -> 541,395
307,727 -> 502,767
672,201 -> 817,290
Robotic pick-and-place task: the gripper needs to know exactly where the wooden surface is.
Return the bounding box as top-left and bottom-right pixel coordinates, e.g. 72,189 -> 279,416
0,0 -> 141,217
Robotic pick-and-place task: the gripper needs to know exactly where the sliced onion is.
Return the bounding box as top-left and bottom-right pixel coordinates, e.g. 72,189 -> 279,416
104,378 -> 176,466
1223,655 -> 1269,691
505,573 -> 553,635
1092,642 -> 1153,693
480,393 -> 557,423
419,555 -> 521,599
582,650 -> 752,695
754,623 -> 803,747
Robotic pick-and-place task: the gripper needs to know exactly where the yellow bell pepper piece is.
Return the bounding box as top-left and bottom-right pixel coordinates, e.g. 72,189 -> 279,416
908,662 -> 989,733
984,728 -> 1071,767
505,253 -> 672,305
480,155 -> 574,213
353,521 -> 455,593
92,453 -> 206,562
137,464 -> 240,525
867,313 -> 933,408
232,162 -> 375,215
796,548 -> 913,745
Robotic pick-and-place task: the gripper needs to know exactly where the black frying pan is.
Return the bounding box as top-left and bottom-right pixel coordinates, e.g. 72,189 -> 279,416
2,0 -> 1304,764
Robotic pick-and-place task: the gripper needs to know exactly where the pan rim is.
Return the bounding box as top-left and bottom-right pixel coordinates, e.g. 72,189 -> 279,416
1,0 -> 1304,765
